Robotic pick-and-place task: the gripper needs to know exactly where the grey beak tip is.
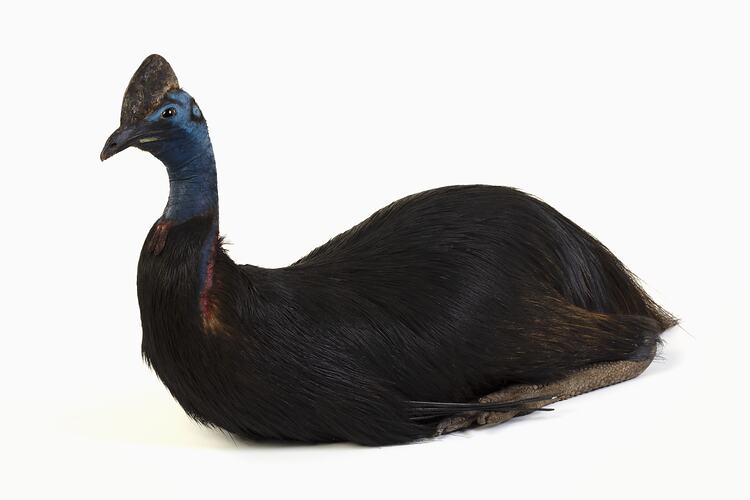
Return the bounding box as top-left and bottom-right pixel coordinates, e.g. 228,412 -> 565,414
100,143 -> 112,162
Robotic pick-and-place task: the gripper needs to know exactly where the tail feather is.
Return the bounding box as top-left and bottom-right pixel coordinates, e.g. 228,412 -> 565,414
530,197 -> 678,332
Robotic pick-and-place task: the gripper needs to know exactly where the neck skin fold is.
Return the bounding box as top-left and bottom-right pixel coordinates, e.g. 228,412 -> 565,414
154,131 -> 219,224
148,129 -> 220,298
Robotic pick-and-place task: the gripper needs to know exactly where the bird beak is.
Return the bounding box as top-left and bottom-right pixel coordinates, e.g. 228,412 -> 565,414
100,123 -> 160,161
102,54 -> 180,162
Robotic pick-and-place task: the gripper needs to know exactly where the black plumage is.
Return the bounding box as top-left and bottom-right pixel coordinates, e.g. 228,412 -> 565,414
103,55 -> 676,446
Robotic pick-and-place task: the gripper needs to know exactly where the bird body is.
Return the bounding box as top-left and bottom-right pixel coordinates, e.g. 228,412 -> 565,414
103,55 -> 676,446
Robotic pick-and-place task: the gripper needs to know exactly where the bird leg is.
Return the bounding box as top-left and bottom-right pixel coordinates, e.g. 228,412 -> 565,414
435,343 -> 657,435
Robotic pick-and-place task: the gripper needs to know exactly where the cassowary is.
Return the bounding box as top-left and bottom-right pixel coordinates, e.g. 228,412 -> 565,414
101,54 -> 676,446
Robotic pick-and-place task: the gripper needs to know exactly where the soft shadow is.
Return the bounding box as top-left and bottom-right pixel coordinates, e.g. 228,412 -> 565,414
61,390 -> 236,449
60,389 -> 360,451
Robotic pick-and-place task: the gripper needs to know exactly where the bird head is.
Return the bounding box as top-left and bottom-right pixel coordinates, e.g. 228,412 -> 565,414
100,54 -> 207,162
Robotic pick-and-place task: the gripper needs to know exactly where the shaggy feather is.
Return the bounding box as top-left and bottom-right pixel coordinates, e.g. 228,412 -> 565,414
103,55 -> 677,446
137,186 -> 675,445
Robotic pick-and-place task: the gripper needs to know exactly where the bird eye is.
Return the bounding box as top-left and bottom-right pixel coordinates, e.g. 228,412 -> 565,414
161,107 -> 177,118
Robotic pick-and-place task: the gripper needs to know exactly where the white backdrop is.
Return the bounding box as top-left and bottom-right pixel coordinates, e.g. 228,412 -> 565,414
1,1 -> 745,498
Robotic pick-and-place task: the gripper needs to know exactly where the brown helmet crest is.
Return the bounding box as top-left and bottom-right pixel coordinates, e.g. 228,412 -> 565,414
120,54 -> 179,126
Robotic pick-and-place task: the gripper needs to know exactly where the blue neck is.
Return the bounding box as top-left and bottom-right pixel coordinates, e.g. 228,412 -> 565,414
153,131 -> 218,223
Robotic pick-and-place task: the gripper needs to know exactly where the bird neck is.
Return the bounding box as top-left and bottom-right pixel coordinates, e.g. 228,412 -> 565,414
157,133 -> 219,224
152,134 -> 221,321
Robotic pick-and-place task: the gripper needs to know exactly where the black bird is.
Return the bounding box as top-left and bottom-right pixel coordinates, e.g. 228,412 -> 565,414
101,55 -> 676,446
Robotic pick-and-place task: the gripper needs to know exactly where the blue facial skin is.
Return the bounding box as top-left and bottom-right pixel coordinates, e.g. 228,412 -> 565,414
139,90 -> 218,223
